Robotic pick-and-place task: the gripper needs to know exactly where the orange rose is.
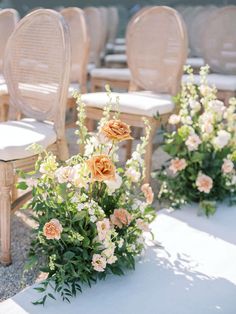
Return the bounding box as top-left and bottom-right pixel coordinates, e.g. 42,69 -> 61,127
43,219 -> 63,240
87,155 -> 115,182
141,183 -> 154,204
101,120 -> 133,142
110,208 -> 132,228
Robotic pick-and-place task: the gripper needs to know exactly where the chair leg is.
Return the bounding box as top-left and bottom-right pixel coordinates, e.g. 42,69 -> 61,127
144,125 -> 157,183
0,162 -> 14,266
57,138 -> 69,161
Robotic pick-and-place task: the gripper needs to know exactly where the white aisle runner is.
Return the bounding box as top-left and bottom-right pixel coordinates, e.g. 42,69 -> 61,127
1,203 -> 236,314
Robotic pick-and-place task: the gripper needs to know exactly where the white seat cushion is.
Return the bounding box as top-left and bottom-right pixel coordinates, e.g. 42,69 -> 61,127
182,74 -> 236,91
0,119 -> 57,161
113,45 -> 126,54
105,54 -> 127,64
81,92 -> 174,117
115,37 -> 126,45
90,68 -> 131,81
0,83 -> 8,95
186,57 -> 205,68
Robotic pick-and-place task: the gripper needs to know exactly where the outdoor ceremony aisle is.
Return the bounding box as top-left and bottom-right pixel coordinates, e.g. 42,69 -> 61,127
1,203 -> 236,314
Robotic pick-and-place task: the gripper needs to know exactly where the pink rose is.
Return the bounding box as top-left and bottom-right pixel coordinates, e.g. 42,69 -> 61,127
222,159 -> 234,174
169,158 -> 187,174
196,173 -> 213,194
141,183 -> 154,204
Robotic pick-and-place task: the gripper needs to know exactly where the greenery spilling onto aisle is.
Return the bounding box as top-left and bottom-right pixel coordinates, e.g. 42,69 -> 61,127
18,88 -> 156,305
154,66 -> 236,216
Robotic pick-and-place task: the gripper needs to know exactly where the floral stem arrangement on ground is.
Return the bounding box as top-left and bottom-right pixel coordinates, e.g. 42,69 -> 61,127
18,88 -> 156,305
154,66 -> 236,216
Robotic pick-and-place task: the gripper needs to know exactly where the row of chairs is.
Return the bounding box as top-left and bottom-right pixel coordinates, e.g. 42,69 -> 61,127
0,6 -> 187,266
92,5 -> 236,105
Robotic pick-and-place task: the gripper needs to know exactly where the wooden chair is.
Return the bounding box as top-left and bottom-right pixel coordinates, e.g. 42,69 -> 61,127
0,9 -> 71,266
84,7 -> 103,67
90,7 -> 152,92
99,7 -> 109,61
0,9 -> 19,121
61,7 -> 89,94
106,7 -> 119,52
183,6 -> 236,104
82,6 -> 188,181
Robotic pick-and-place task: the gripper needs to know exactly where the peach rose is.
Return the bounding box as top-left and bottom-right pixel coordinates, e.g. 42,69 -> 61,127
87,155 -> 115,182
101,120 -> 133,142
169,158 -> 187,174
141,183 -> 154,204
222,159 -> 234,174
110,208 -> 132,228
196,173 -> 213,194
136,218 -> 150,232
43,219 -> 63,240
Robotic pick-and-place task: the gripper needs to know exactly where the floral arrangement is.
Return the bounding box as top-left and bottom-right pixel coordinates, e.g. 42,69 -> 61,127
19,89 -> 156,305
154,66 -> 236,216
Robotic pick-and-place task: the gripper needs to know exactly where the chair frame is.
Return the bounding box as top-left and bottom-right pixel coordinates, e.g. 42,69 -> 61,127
0,9 -> 71,266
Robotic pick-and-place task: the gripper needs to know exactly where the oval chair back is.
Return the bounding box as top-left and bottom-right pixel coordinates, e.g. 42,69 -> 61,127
61,7 -> 89,93
84,7 -> 103,67
3,9 -> 71,138
126,6 -> 188,95
203,6 -> 236,75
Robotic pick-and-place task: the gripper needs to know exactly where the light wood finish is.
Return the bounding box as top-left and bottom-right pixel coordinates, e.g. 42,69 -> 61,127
84,7 -> 103,67
107,7 -> 119,46
61,7 -> 90,125
203,6 -> 236,75
203,6 -> 236,102
61,7 -> 89,93
0,9 -> 19,121
84,6 -> 188,181
0,9 -> 71,265
91,75 -> 130,92
99,7 -> 109,58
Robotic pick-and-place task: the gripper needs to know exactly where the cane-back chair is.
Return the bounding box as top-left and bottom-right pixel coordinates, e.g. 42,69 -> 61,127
84,7 -> 103,67
82,6 -> 188,181
61,7 -> 89,94
106,6 -> 119,51
183,6 -> 236,104
0,9 -> 71,265
0,9 -> 19,121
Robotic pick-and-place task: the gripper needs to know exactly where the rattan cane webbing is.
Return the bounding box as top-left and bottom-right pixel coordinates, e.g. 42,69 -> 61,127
84,7 -> 103,66
3,9 -> 71,126
126,6 -> 188,95
0,9 -> 19,72
61,7 -> 89,84
203,6 -> 236,75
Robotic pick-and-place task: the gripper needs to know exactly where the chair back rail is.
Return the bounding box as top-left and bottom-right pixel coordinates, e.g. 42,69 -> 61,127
126,6 -> 188,95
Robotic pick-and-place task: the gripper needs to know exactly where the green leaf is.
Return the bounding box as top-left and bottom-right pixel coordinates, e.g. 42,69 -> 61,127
63,251 -> 75,260
16,181 -> 28,190
48,293 -> 56,300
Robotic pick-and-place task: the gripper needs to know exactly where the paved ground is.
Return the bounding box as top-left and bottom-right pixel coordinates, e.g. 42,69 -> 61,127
1,203 -> 236,313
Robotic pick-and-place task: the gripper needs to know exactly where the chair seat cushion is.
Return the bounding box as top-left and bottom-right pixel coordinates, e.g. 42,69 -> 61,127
87,63 -> 96,74
90,68 -> 131,81
0,119 -> 57,161
115,38 -> 125,45
186,57 -> 205,68
105,54 -> 127,64
81,92 -> 174,117
182,74 -> 236,91
113,45 -> 126,54
0,83 -> 8,95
